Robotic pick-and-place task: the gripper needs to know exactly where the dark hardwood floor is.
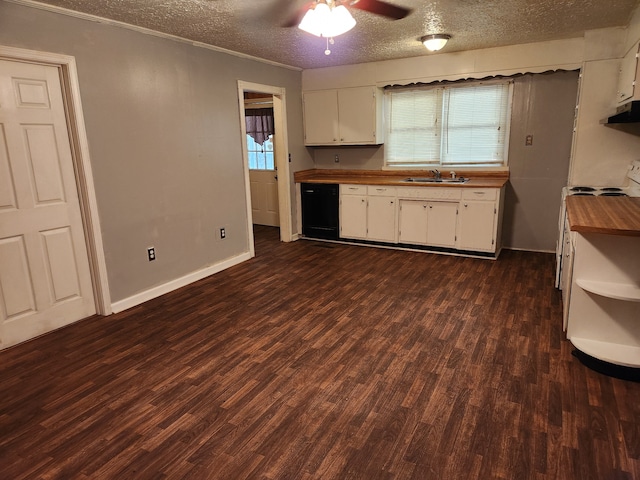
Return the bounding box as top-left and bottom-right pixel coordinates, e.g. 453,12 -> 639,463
1,225 -> 639,479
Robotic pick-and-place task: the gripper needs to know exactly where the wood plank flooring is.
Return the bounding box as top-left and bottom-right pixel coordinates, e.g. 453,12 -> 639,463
1,225 -> 639,479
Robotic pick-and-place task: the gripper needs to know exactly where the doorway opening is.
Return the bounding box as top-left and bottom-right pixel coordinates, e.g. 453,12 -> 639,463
244,93 -> 279,228
237,81 -> 292,258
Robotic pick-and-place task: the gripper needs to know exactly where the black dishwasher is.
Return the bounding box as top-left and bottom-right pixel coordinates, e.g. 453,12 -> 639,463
301,183 -> 339,240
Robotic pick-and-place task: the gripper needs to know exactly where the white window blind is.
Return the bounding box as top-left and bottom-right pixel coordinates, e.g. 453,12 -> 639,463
385,81 -> 512,168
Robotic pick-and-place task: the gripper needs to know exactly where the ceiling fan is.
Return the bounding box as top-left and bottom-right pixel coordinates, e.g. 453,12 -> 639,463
282,0 -> 412,29
281,0 -> 411,54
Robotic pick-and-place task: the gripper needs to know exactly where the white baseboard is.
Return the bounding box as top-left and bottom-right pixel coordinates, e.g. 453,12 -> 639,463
110,252 -> 251,313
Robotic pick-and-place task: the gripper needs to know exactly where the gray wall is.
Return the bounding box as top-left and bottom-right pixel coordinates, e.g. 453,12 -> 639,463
310,71 -> 579,252
503,71 -> 579,251
0,1 -> 313,303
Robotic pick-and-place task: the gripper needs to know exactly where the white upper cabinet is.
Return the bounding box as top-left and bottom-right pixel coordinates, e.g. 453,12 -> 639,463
302,89 -> 339,145
303,86 -> 383,145
617,42 -> 640,105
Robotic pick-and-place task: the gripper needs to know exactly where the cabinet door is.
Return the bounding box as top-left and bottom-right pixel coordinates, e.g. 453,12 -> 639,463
399,200 -> 428,245
338,86 -> 376,144
426,202 -> 458,248
458,201 -> 496,251
303,90 -> 338,145
340,194 -> 367,239
617,43 -> 639,104
367,195 -> 396,243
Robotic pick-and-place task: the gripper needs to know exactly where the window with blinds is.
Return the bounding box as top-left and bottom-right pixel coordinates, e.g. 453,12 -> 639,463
384,81 -> 512,168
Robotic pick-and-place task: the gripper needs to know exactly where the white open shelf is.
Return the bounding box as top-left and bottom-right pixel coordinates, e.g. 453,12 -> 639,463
576,278 -> 640,302
571,337 -> 640,367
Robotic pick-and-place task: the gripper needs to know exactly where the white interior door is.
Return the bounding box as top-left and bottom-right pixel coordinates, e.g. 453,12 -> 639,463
0,59 -> 96,349
250,169 -> 280,227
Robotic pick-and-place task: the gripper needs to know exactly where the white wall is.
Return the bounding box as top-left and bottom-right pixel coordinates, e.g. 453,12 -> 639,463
569,27 -> 640,186
302,38 -> 584,90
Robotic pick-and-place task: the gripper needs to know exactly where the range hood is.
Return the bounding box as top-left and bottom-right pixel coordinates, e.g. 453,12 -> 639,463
602,100 -> 640,136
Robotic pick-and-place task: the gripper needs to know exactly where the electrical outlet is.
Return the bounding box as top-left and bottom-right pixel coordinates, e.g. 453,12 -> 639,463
147,247 -> 156,261
334,154 -> 340,163
220,227 -> 226,239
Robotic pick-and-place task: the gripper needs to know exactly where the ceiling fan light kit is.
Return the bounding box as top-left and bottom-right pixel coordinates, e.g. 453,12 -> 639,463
421,34 -> 451,51
298,1 -> 357,38
296,0 -> 412,56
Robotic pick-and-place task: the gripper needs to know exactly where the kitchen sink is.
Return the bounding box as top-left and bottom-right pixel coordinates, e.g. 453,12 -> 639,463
402,177 -> 469,183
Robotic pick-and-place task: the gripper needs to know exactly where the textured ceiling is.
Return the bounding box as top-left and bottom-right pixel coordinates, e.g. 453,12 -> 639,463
26,0 -> 640,69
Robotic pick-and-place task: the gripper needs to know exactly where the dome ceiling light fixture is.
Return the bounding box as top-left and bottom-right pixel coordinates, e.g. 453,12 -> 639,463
421,34 -> 451,52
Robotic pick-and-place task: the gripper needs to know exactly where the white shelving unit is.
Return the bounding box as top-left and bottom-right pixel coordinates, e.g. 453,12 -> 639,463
575,278 -> 640,302
567,232 -> 640,367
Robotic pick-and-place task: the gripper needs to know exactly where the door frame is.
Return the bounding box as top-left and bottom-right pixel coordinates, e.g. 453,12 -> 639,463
237,81 -> 293,256
0,45 -> 111,315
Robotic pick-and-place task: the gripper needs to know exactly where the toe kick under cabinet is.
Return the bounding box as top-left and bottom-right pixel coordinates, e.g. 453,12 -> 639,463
339,184 -> 504,257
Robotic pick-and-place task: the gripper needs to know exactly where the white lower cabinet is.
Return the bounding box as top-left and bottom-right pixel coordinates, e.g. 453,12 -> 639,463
398,200 -> 457,247
340,186 -> 367,239
457,189 -> 498,252
427,202 -> 458,247
340,183 -> 502,256
340,185 -> 397,242
398,200 -> 428,244
367,195 -> 397,242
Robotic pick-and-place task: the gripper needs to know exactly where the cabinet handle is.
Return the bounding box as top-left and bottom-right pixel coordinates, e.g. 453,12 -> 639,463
464,203 -> 468,207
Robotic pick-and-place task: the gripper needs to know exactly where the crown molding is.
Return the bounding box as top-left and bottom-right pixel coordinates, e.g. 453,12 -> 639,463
4,0 -> 302,71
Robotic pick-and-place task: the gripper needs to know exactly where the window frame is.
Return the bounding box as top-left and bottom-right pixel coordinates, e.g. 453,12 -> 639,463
383,79 -> 514,170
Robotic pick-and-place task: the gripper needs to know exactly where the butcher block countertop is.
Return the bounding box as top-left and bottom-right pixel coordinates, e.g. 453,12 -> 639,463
294,169 -> 509,188
566,196 -> 640,236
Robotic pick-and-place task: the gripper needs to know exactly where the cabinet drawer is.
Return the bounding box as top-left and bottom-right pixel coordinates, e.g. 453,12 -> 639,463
397,186 -> 461,200
462,188 -> 497,201
367,186 -> 397,197
341,184 -> 367,195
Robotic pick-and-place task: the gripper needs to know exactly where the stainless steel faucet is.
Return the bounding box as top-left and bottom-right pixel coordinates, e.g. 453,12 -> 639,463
430,169 -> 441,180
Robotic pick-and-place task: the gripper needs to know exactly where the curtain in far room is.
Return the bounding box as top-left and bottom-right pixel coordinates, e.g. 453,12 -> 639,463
245,108 -> 274,145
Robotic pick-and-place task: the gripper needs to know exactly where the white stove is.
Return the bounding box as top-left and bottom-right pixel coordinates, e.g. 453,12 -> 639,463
556,159 -> 640,289
562,160 -> 640,199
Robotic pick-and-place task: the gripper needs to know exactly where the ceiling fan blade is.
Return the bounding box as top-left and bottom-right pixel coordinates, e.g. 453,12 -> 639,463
349,0 -> 411,19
